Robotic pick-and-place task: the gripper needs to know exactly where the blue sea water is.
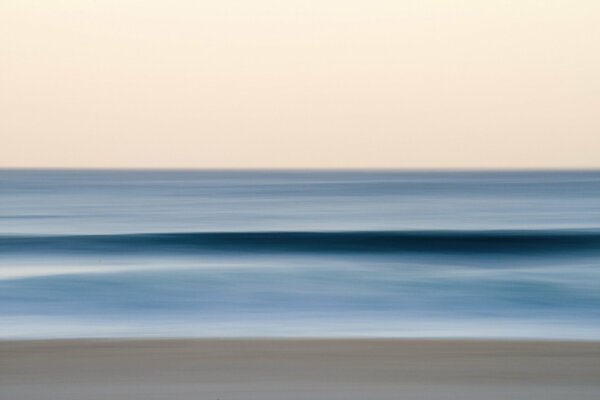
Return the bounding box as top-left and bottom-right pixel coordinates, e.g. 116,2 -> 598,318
1,169 -> 599,339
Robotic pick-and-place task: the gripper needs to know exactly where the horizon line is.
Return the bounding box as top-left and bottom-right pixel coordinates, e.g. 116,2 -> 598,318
1,166 -> 599,172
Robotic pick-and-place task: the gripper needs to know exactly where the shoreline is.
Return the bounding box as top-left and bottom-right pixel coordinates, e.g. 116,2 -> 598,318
2,338 -> 599,400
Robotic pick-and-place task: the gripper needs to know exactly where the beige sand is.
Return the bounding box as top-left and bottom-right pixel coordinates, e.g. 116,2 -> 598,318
1,339 -> 599,400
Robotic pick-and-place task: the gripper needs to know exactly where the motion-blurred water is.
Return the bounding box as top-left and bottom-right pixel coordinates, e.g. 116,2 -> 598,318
1,170 -> 599,339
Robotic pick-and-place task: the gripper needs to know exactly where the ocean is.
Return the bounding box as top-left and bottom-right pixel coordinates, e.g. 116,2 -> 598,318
1,170 -> 599,339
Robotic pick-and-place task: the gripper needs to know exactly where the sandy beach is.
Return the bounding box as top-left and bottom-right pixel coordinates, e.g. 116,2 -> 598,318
1,339 -> 599,400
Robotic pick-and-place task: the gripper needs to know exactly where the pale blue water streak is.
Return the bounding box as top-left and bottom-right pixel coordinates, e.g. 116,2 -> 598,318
0,170 -> 599,339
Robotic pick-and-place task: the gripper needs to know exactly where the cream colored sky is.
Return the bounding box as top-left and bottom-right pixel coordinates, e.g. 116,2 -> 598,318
1,0 -> 599,169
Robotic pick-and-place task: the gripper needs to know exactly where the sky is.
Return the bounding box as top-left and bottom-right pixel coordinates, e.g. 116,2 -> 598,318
1,0 -> 599,169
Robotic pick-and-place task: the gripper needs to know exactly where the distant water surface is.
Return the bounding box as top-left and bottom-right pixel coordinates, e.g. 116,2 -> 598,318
1,170 -> 599,338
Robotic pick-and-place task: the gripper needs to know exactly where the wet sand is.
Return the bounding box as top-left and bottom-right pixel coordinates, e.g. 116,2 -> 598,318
1,339 -> 599,400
